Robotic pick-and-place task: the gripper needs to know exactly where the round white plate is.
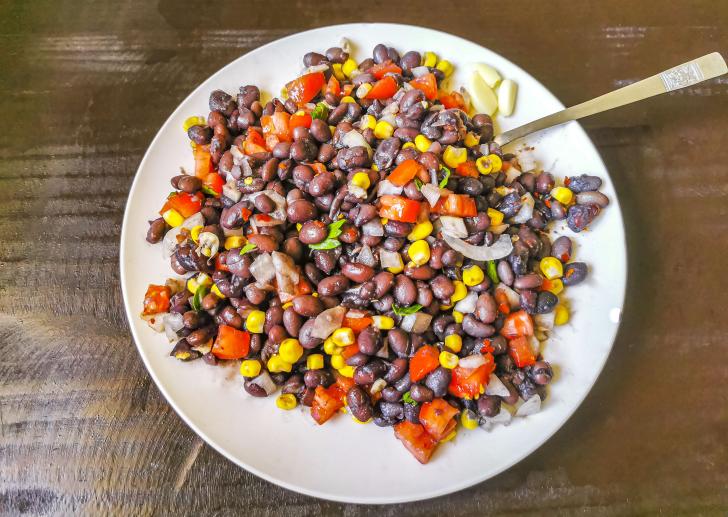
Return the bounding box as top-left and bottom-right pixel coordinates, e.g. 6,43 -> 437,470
120,23 -> 626,504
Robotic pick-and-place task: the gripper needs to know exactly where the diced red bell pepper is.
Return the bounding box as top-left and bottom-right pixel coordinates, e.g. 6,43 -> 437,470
261,111 -> 292,143
434,194 -> 477,218
494,289 -> 511,315
334,372 -> 356,394
214,253 -> 230,272
244,128 -> 267,155
410,345 -> 440,382
161,192 -> 203,218
343,315 -> 373,335
286,71 -> 325,105
142,284 -> 171,315
394,421 -> 438,464
311,385 -> 344,425
342,83 -> 355,97
289,112 -> 312,130
366,76 -> 398,100
203,172 -> 224,197
419,398 -> 459,441
500,310 -> 534,339
325,75 -> 341,97
341,344 -> 360,360
211,325 -> 251,360
295,275 -> 313,295
448,359 -> 494,399
193,146 -> 213,178
409,72 -> 438,100
456,161 -> 479,178
439,90 -> 467,110
508,336 -> 537,368
387,159 -> 424,187
379,195 -> 421,223
369,60 -> 402,79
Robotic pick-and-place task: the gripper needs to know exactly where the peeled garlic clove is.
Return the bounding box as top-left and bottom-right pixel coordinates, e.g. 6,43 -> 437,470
473,63 -> 502,88
467,71 -> 499,116
498,79 -> 517,116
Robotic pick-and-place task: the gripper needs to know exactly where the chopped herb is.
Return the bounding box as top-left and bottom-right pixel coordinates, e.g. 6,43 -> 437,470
308,219 -> 347,250
392,303 -> 423,316
327,218 -> 347,239
311,102 -> 329,121
439,166 -> 451,188
168,191 -> 177,198
201,185 -> 218,197
191,285 -> 209,312
239,242 -> 257,256
486,260 -> 499,284
414,178 -> 423,190
402,391 -> 416,405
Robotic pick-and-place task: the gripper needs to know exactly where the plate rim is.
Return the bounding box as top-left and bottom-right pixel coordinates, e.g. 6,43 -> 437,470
119,22 -> 627,504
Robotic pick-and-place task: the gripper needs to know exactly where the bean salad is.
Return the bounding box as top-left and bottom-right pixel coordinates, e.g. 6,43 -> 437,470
141,40 -> 609,464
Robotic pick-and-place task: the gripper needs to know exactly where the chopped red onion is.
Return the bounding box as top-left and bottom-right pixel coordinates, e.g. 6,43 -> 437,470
438,215 -> 468,238
442,233 -> 513,261
357,244 -> 377,267
411,66 -> 430,77
453,291 -> 478,314
251,371 -> 277,396
511,193 -> 534,223
272,251 -> 299,302
379,249 -> 403,270
495,283 -> 520,309
311,306 -> 347,339
250,252 -> 275,284
377,180 -> 403,197
361,218 -> 384,236
400,312 -> 432,333
515,395 -> 542,416
341,130 -> 372,157
484,374 -> 510,397
420,184 -> 442,207
222,180 -> 241,203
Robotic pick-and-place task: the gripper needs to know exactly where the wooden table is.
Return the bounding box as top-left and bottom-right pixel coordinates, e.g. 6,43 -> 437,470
2,1 -> 727,514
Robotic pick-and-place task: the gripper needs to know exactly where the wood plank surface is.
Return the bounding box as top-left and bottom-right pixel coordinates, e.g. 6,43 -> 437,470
1,0 -> 727,514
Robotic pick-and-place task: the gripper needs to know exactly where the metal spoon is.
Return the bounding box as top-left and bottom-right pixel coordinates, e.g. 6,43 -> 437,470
494,52 -> 727,147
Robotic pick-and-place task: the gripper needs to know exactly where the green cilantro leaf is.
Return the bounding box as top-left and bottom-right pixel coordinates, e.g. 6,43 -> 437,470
402,391 -> 416,405
486,260 -> 499,284
190,285 -> 209,312
414,178 -> 423,191
239,243 -> 257,256
201,185 -> 218,197
392,303 -> 423,317
311,102 -> 329,121
308,238 -> 341,250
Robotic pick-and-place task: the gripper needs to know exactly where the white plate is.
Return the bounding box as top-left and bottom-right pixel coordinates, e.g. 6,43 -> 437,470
120,23 -> 626,504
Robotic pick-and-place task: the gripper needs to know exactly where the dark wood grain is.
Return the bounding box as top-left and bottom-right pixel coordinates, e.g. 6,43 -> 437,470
1,1 -> 728,515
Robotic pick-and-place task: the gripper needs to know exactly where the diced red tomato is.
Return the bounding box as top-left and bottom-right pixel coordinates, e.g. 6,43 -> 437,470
286,72 -> 325,105
439,90 -> 467,110
342,83 -> 355,97
433,194 -> 477,218
261,112 -> 292,143
214,253 -> 230,272
494,289 -> 511,314
379,195 -> 421,223
409,73 -> 438,100
142,284 -> 171,315
369,60 -> 402,79
343,315 -> 373,334
295,275 -> 313,295
161,192 -> 203,218
325,75 -> 341,97
193,146 -> 213,178
334,372 -> 356,394
480,338 -> 495,354
366,76 -> 398,100
289,112 -> 312,130
211,325 -> 251,360
500,310 -> 534,339
419,398 -> 459,441
203,172 -> 224,196
311,385 -> 344,425
448,359 -> 494,399
456,161 -> 479,178
341,344 -> 360,360
387,159 -> 424,187
394,421 -> 438,464
409,345 -> 440,382
244,128 -> 267,155
508,336 -> 537,367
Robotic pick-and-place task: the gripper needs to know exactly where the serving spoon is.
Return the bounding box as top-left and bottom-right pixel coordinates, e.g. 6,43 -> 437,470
494,52 -> 727,147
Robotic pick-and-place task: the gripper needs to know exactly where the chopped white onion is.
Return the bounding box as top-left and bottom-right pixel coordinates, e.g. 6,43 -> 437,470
250,371 -> 277,396
411,66 -> 430,78
379,249 -> 403,270
162,212 -> 205,258
380,114 -> 397,128
381,101 -> 400,116
311,306 -> 347,339
141,312 -> 166,332
442,233 -> 513,261
375,340 -> 389,359
348,184 -> 368,200
230,145 -> 245,164
222,180 -> 242,202
458,354 -> 486,369
453,291 -> 478,314
302,63 -> 329,75
250,252 -> 275,284
505,165 -> 522,184
163,312 -> 185,342
495,283 -> 520,309
341,130 -> 372,157
165,277 -> 185,294
517,150 -> 538,172
489,224 -> 509,235
377,180 -> 403,197
339,37 -> 351,53
511,193 -> 534,223
357,244 -> 377,267
516,395 -> 542,417
485,374 -> 511,397
245,190 -> 287,222
534,312 -> 555,332
420,183 -> 442,207
527,335 -> 541,357
272,251 -> 299,302
400,312 -> 433,333
222,226 -> 245,237
370,378 -> 387,394
361,218 -> 384,236
481,407 -> 512,429
439,215 -> 468,238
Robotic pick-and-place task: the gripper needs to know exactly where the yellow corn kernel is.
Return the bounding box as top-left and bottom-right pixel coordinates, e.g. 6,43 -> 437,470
374,120 -> 394,140
554,304 -> 570,325
186,273 -> 212,294
439,350 -> 459,369
460,409 -> 479,430
487,153 -> 503,173
408,239 -> 431,266
407,220 -> 433,241
444,334 -> 462,353
162,208 -> 184,228
331,354 -> 346,370
340,95 -> 356,103
356,83 -> 373,99
245,310 -> 266,334
475,155 -> 493,175
540,257 -> 564,280
190,225 -> 204,243
224,235 -> 246,250
494,186 -> 512,197
352,415 -> 371,424
435,59 -> 454,77
183,115 -> 206,132
450,280 -> 467,303
402,141 -> 416,150
372,163 -> 379,172
312,292 -> 319,297
422,51 -> 437,68
267,355 -> 292,373
372,315 -> 395,330
342,58 -> 358,78
186,277 -> 200,294
452,310 -> 464,324
464,131 -> 481,148
462,264 -> 485,286
210,284 -> 226,299
551,186 -> 574,205
386,252 -> 404,274
329,125 -> 336,134
332,63 -> 345,81
441,429 -> 458,442
331,327 -> 355,347
487,208 -> 504,226
380,217 -> 389,225
323,338 -> 342,355
307,353 -> 324,370
189,140 -> 198,150
440,303 -> 453,311
545,278 -> 564,295
276,393 -> 298,410
351,172 -> 371,190
279,338 -> 304,364
360,114 -> 376,131
240,359 -> 262,378
414,134 -> 432,153
282,301 -> 293,310
443,146 -> 468,169
338,365 -> 355,378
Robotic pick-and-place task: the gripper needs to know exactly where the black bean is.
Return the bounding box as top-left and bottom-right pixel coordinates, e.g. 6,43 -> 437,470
462,314 -> 495,338
549,200 -> 567,220
325,46 -> 348,64
146,217 -> 167,244
337,146 -> 371,170
536,291 -> 558,314
304,369 -> 334,389
495,260 -> 514,286
384,358 -> 408,383
286,199 -> 317,223
519,289 -> 538,314
576,191 -> 610,208
244,380 -> 268,397
347,386 -> 373,422
409,383 -> 433,403
237,85 -> 260,109
374,137 -> 401,170
403,401 -> 421,423
247,234 -> 278,253
392,274 -> 417,306
567,174 -> 602,193
298,220 -> 327,245
430,275 -> 455,302
282,374 -> 305,395
291,295 -> 323,317
513,273 -> 543,290
489,335 -> 508,355
340,262 -> 375,283
550,236 -> 572,262
379,401 -> 404,420
298,319 -> 323,349
562,262 -> 588,286
290,139 -> 318,162
387,328 -> 410,358
303,51 -> 326,67
424,367 -> 451,398
567,204 -> 600,232
209,90 -> 236,116
356,326 -> 381,356
399,51 -> 421,72
475,293 -> 497,324
530,361 -> 553,385
477,395 -> 501,418
187,125 -> 213,145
